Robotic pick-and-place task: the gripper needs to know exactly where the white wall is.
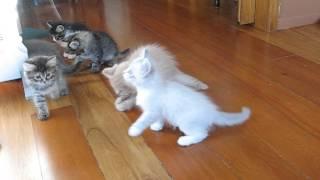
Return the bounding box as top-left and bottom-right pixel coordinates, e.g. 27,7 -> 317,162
278,0 -> 320,29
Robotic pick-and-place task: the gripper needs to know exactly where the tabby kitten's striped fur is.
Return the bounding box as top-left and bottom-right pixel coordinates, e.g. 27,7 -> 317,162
23,40 -> 69,120
63,30 -> 130,73
46,21 -> 88,48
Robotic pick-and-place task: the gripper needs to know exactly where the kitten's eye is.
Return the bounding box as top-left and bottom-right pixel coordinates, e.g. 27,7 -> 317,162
46,72 -> 55,80
34,75 -> 41,81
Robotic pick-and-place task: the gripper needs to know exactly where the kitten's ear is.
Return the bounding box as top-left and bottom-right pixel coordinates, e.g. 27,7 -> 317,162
139,57 -> 152,77
46,21 -> 53,28
56,25 -> 64,32
102,65 -> 118,78
23,62 -> 36,72
46,56 -> 57,67
141,48 -> 149,58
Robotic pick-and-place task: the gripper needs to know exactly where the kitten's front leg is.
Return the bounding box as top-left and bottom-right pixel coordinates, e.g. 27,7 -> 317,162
91,62 -> 101,73
32,94 -> 49,120
58,74 -> 69,96
91,57 -> 102,73
115,96 -> 136,112
128,112 -> 160,137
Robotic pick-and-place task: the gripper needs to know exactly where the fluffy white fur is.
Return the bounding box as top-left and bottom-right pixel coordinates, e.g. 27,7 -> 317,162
102,44 -> 208,112
123,47 -> 251,146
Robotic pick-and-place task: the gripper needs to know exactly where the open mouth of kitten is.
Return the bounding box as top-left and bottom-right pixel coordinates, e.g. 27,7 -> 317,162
63,52 -> 77,59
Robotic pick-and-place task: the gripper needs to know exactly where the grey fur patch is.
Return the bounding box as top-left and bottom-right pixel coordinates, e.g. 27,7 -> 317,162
22,39 -> 69,120
63,30 -> 130,73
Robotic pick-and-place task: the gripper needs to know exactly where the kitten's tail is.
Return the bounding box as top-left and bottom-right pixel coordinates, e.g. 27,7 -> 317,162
214,107 -> 251,126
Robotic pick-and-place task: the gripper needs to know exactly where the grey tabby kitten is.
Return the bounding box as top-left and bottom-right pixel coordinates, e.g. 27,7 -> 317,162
47,21 -> 89,48
63,30 -> 130,73
23,39 -> 69,120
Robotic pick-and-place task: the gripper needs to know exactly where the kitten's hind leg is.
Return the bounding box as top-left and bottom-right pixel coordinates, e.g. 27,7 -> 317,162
174,70 -> 208,90
115,96 -> 136,111
178,124 -> 209,146
177,134 -> 208,146
150,120 -> 164,131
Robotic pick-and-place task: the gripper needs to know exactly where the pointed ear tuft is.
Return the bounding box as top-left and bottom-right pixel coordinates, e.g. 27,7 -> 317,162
102,65 -> 118,78
46,56 -> 57,67
139,57 -> 152,77
23,62 -> 36,72
141,48 -> 149,58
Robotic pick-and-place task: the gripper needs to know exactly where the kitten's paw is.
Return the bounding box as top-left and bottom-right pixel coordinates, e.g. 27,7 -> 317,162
91,69 -> 100,73
115,97 -> 124,104
150,121 -> 164,131
128,126 -> 143,137
177,134 -> 207,146
115,102 -> 132,112
197,82 -> 208,90
91,65 -> 101,73
37,111 -> 49,121
177,136 -> 194,146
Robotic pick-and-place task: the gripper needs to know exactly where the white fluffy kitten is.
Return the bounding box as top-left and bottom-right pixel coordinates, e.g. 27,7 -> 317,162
123,48 -> 251,146
102,44 -> 208,112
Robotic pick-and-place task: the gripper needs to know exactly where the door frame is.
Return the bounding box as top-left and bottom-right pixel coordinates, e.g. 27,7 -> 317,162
238,0 -> 280,32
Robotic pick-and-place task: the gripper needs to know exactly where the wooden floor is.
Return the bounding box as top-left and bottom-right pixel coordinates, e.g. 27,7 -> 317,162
240,23 -> 320,64
0,0 -> 319,179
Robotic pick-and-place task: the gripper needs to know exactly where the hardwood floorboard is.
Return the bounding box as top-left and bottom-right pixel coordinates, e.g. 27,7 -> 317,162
241,24 -> 320,64
126,0 -> 320,106
32,106 -> 105,180
0,81 -> 42,180
6,0 -> 320,179
69,75 -> 171,180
